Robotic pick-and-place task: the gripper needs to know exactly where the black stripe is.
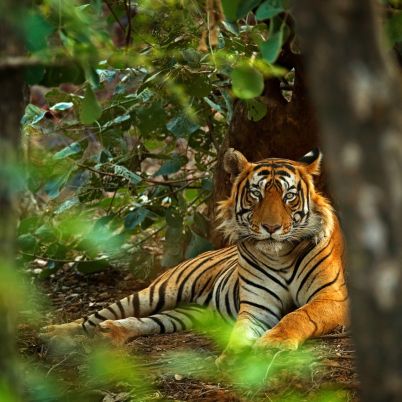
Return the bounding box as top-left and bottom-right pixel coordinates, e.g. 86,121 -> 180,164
190,251 -> 236,300
245,311 -> 271,331
239,273 -> 283,307
224,290 -> 235,319
152,280 -> 168,314
233,278 -> 240,313
296,249 -> 333,303
106,306 -> 119,319
275,170 -> 291,177
163,313 -> 186,330
286,241 -> 317,284
306,269 -> 341,303
132,293 -> 139,317
94,312 -> 108,321
87,319 -> 97,327
148,316 -> 166,334
175,249 -> 231,304
196,275 -> 213,299
241,301 -> 281,321
240,250 -> 287,290
116,300 -> 125,318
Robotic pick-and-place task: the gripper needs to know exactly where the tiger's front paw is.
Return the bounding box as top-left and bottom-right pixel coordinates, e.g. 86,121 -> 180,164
254,331 -> 299,351
98,320 -> 132,346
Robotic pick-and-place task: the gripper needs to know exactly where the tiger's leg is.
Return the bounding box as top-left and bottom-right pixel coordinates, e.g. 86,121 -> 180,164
98,305 -> 207,345
255,257 -> 348,350
254,294 -> 347,350
41,247 -> 237,339
215,273 -> 287,367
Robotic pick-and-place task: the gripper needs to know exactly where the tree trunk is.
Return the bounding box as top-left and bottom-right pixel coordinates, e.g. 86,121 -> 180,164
211,51 -> 323,246
0,2 -> 27,396
293,1 -> 402,401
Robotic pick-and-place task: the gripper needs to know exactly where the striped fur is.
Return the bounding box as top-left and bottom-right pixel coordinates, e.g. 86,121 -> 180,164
42,149 -> 348,356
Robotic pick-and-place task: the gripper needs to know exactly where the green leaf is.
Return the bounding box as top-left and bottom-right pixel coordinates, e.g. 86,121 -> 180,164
246,99 -> 267,121
114,165 -> 142,184
44,170 -> 73,200
79,85 -> 102,125
183,189 -> 199,203
50,102 -> 74,111
21,104 -> 46,125
35,224 -> 57,242
237,0 -> 262,19
260,26 -> 284,63
137,102 -> 166,134
17,234 -> 38,253
154,156 -> 188,177
255,0 -> 284,20
22,11 -> 53,52
124,208 -> 149,230
18,216 -> 40,236
166,115 -> 199,138
55,197 -> 80,214
185,231 -> 213,259
222,0 -> 261,21
221,0 -> 241,21
231,64 -> 264,99
53,142 -> 81,160
102,114 -> 131,128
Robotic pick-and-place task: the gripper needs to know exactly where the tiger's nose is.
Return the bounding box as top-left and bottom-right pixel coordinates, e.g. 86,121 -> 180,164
262,224 -> 281,234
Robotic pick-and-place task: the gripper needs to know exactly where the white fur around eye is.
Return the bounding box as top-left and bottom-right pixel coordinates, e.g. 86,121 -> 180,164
250,188 -> 261,199
284,192 -> 297,202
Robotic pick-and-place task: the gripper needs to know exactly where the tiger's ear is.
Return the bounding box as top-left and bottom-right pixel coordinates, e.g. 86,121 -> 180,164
223,148 -> 249,182
299,148 -> 322,176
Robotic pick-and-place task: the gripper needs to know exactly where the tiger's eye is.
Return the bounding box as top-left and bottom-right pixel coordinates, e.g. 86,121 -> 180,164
250,189 -> 261,199
284,192 -> 297,202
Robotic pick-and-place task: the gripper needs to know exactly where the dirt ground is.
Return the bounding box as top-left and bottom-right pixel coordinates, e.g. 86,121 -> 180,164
19,266 -> 360,402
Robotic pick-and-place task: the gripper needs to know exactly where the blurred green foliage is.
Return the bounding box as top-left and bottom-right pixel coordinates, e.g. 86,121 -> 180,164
6,0 -> 400,400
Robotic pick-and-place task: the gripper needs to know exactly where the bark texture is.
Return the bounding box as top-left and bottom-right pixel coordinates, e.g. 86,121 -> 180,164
0,2 -> 26,396
211,51 -> 324,246
293,1 -> 402,401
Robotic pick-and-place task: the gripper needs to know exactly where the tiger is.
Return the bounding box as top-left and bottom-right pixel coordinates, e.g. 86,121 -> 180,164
41,148 -> 348,363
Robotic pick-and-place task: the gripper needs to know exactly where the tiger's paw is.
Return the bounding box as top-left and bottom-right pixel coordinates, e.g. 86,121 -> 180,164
254,332 -> 299,351
39,319 -> 84,340
97,320 -> 133,346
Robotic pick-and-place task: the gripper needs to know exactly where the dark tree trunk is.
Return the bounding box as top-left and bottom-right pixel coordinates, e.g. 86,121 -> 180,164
211,51 -> 323,246
293,1 -> 402,400
0,2 -> 27,395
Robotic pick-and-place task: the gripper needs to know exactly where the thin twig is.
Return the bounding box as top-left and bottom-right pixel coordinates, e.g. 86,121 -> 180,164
125,0 -> 132,47
104,0 -> 126,33
46,353 -> 74,377
76,162 -> 208,186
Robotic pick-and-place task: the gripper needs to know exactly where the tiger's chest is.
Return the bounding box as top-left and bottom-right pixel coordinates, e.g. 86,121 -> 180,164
236,239 -> 328,310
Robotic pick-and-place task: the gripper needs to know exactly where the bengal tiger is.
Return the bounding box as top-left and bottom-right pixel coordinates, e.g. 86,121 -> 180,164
41,148 -> 348,363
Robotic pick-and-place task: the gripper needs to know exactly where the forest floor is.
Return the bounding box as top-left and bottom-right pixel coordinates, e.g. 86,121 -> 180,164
19,266 -> 359,402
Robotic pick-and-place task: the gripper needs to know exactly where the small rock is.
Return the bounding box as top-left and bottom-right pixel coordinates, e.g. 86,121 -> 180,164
174,374 -> 183,381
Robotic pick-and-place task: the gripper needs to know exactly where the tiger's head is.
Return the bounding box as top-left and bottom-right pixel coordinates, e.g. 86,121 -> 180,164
217,148 -> 334,247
